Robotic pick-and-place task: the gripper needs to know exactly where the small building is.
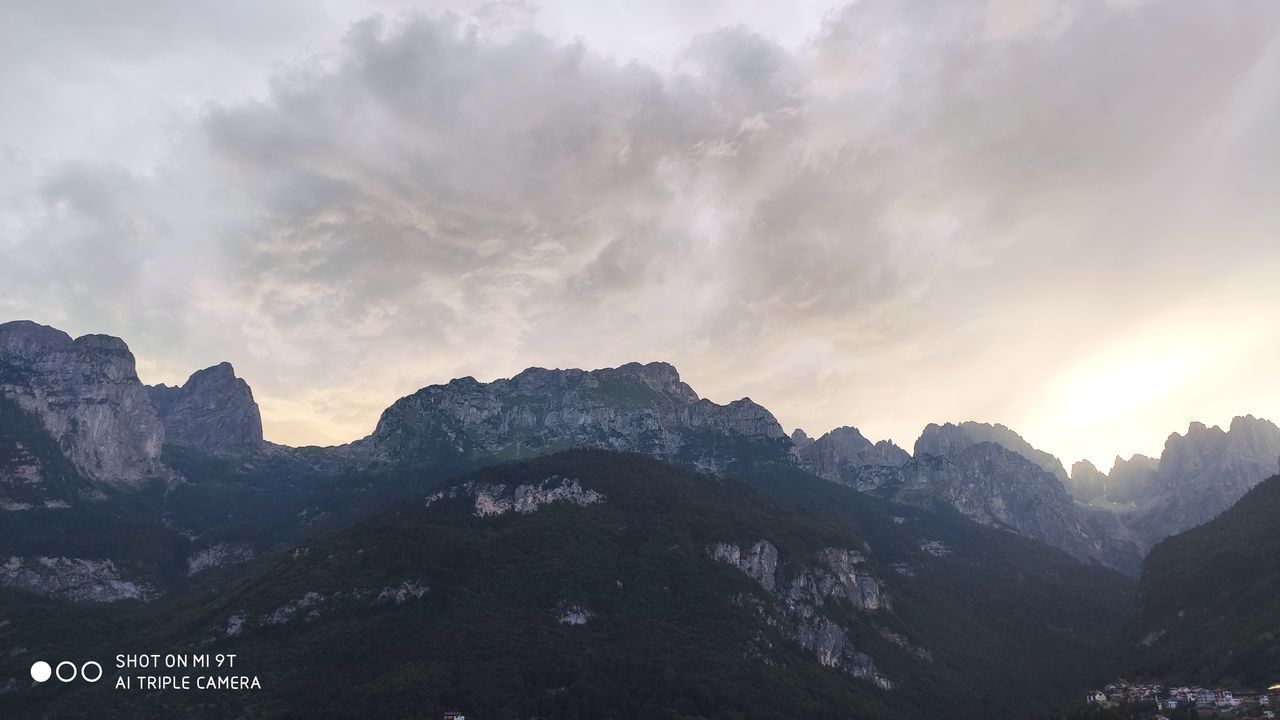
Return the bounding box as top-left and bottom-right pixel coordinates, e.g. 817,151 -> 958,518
443,713 -> 467,720
1088,691 -> 1107,703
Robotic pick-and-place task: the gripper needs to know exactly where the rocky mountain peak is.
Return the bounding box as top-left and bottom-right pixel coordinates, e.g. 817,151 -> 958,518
148,362 -> 263,455
72,334 -> 132,354
897,441 -> 1140,572
1104,454 -> 1160,504
828,426 -> 870,445
0,321 -> 165,486
616,361 -> 699,401
1072,459 -> 1099,475
795,426 -> 912,491
914,421 -> 1069,483
1069,459 -> 1107,502
1159,417 -> 1280,482
1118,416 -> 1280,550
0,320 -> 74,354
793,425 -> 1141,571
369,362 -> 789,472
791,428 -> 813,450
1226,415 -> 1280,459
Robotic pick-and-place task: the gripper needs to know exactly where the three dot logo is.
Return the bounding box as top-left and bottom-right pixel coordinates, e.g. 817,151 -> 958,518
30,660 -> 102,683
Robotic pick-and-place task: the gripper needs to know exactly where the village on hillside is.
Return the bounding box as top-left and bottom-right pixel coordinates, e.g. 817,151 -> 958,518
1085,680 -> 1280,718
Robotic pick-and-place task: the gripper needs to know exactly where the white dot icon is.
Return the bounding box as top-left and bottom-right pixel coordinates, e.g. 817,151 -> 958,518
30,661 -> 51,683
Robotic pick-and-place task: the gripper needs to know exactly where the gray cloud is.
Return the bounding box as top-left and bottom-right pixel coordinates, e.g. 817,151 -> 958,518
1,0 -> 1278,462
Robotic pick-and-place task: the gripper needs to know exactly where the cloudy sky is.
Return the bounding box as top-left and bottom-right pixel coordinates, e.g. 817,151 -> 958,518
2,0 -> 1278,469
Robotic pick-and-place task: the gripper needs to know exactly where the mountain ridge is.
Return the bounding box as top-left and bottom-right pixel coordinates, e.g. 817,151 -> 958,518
2,319 -> 1275,575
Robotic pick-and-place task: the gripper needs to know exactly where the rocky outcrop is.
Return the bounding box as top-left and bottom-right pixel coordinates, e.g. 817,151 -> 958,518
1105,454 -> 1161,505
710,539 -> 897,689
186,543 -> 256,576
790,428 -> 814,450
0,392 -> 89,507
1123,417 -> 1280,549
915,421 -> 1070,483
1069,460 -> 1108,502
788,613 -> 891,689
796,426 -> 910,488
709,540 -> 780,592
556,603 -> 594,625
799,425 -> 1140,572
1156,417 -> 1279,504
894,443 -> 1140,572
0,556 -> 154,602
784,548 -> 889,612
0,321 -> 165,487
148,363 -> 263,455
369,362 -> 791,472
220,581 -> 431,635
425,475 -> 605,517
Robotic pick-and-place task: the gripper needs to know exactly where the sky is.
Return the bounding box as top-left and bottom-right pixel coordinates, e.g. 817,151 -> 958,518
2,0 -> 1278,470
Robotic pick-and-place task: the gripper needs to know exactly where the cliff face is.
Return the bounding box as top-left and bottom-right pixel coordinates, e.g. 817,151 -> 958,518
367,361 -> 792,472
1069,459 -> 1108,502
709,539 -> 896,689
796,426 -> 910,486
793,420 -> 1139,572
0,321 -> 165,487
1105,454 -> 1161,505
1157,417 -> 1280,501
896,443 -> 1141,572
915,421 -> 1070,483
1123,417 -> 1280,549
148,362 -> 263,454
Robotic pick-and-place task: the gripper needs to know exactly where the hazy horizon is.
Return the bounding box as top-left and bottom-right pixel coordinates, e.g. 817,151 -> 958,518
3,0 -> 1277,471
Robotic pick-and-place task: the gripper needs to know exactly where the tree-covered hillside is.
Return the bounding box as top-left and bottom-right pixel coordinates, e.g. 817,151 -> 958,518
3,451 -> 1135,720
1121,474 -> 1280,687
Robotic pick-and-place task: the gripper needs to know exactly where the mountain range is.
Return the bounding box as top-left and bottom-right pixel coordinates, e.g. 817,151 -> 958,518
1,319 -> 1277,718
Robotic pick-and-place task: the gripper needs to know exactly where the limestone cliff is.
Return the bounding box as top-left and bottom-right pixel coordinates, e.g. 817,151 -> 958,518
796,426 -> 910,487
0,321 -> 164,487
148,362 -> 263,454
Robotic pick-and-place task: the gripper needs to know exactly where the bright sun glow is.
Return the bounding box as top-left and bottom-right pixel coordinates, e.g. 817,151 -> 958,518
1034,304 -> 1273,468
